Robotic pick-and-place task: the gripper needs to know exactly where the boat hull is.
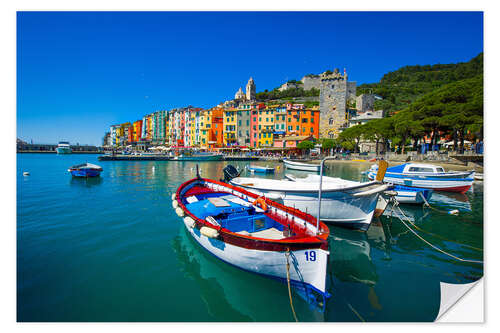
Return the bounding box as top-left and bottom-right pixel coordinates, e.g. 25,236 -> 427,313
231,181 -> 381,231
183,217 -> 329,300
56,147 -> 72,154
70,169 -> 101,177
284,160 -> 320,172
367,172 -> 473,193
248,167 -> 274,174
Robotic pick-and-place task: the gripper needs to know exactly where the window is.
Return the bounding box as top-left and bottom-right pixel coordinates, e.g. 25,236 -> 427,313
259,117 -> 261,122
329,118 -> 334,125
408,167 -> 434,173
215,124 -> 218,128
302,118 -> 308,123
253,117 -> 256,122
311,117 -> 314,123
259,125 -> 261,129
266,118 -> 268,122
296,125 -> 299,130
246,120 -> 250,126
288,118 -> 291,122
238,120 -> 241,126
239,131 -> 242,136
436,167 -> 444,173
288,126 -> 292,131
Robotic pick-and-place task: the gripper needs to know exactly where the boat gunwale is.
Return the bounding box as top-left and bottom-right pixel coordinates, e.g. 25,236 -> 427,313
176,177 -> 329,250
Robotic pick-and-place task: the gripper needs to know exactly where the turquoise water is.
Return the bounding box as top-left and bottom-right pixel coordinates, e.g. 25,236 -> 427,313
17,154 -> 483,322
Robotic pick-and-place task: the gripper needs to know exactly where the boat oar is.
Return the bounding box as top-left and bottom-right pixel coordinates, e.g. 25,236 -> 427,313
376,160 -> 389,182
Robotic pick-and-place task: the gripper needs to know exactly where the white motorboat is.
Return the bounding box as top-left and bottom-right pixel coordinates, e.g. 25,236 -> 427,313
367,163 -> 474,193
283,159 -> 321,172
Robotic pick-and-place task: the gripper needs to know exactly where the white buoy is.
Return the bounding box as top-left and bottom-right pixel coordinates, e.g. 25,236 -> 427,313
200,226 -> 219,238
23,172 -> 30,176
171,193 -> 176,201
172,200 -> 179,209
175,207 -> 185,217
448,209 -> 459,215
184,216 -> 195,229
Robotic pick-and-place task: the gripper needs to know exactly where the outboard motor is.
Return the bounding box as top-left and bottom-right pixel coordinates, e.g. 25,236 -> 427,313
222,164 -> 241,183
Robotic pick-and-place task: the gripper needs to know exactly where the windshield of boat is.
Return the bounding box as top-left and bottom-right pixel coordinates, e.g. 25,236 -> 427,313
408,166 -> 435,173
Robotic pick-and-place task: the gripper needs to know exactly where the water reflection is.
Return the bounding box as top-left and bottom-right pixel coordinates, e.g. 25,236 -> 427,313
69,176 -> 103,187
170,226 -> 324,322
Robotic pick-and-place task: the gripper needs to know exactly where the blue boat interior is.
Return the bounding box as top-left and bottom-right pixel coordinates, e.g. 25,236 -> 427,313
182,192 -> 286,237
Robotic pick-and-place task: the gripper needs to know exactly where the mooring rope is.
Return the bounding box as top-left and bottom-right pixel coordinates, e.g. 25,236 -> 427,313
389,199 -> 483,252
389,200 -> 483,264
285,249 -> 299,322
419,192 -> 459,215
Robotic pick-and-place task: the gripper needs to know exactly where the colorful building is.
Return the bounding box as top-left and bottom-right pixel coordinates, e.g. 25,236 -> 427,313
132,120 -> 143,142
223,107 -> 237,146
258,106 -> 274,147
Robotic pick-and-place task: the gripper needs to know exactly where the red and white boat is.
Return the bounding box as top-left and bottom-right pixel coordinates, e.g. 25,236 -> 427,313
172,174 -> 331,307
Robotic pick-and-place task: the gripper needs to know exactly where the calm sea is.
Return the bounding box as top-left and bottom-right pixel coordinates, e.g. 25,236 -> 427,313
17,153 -> 483,322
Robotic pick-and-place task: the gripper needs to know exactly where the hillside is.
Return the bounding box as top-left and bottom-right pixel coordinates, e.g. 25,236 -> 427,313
357,53 -> 483,114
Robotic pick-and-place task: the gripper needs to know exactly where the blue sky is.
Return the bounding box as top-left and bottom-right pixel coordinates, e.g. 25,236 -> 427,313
17,11 -> 483,146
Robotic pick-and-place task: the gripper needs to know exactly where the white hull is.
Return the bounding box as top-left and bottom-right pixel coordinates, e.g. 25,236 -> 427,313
284,159 -> 321,172
231,176 -> 388,231
183,218 -> 329,295
368,172 -> 473,192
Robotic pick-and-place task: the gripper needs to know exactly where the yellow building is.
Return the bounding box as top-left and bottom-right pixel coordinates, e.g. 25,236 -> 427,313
190,110 -> 197,147
223,108 -> 237,146
198,109 -> 211,148
258,107 -> 275,147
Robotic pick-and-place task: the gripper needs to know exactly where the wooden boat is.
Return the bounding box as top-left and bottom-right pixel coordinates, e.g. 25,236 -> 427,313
230,173 -> 389,231
67,163 -> 103,177
283,159 -> 321,172
248,165 -> 275,173
367,163 -> 474,193
173,173 -> 331,306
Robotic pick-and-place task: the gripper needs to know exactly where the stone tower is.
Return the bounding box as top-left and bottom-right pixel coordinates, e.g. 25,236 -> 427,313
246,77 -> 256,101
319,68 -> 356,138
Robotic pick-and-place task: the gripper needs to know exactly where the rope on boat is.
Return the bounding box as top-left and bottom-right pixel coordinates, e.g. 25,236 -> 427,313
285,249 -> 299,322
389,199 -> 483,264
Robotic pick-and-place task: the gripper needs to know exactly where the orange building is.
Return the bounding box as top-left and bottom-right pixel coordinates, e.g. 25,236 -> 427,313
132,120 -> 143,142
286,107 -> 320,139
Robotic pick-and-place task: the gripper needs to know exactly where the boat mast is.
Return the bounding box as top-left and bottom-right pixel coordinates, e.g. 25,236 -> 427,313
316,156 -> 336,235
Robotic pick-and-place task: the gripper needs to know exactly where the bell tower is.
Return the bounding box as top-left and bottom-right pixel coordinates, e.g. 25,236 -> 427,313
246,77 -> 256,101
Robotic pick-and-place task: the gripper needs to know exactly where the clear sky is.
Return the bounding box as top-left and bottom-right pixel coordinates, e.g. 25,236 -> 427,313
17,11 -> 483,146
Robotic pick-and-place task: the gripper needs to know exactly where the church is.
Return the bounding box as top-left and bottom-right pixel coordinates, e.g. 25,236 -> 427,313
234,77 -> 256,101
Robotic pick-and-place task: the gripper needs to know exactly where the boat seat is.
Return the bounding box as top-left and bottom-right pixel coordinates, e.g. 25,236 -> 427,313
186,196 -> 198,204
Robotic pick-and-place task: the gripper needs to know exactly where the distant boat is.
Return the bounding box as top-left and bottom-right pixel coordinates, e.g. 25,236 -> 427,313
474,173 -> 483,181
283,159 -> 321,172
56,141 -> 72,154
171,150 -> 223,161
248,165 -> 275,173
367,163 -> 474,193
68,163 -> 103,177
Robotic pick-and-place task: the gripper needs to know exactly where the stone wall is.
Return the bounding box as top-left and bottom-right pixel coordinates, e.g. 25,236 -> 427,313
301,75 -> 321,91
356,94 -> 375,112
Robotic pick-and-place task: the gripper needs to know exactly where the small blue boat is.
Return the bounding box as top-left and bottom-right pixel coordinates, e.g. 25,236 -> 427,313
68,163 -> 103,177
393,185 -> 433,204
248,165 -> 275,174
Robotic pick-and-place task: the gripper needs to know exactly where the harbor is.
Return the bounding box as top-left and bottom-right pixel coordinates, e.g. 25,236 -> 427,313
17,153 -> 483,321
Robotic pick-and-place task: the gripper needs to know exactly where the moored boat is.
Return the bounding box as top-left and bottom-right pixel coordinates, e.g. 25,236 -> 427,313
173,173 -> 331,307
229,172 -> 390,231
248,165 -> 275,173
67,163 -> 103,177
283,159 -> 321,172
172,152 -> 223,161
56,141 -> 72,154
367,163 -> 474,193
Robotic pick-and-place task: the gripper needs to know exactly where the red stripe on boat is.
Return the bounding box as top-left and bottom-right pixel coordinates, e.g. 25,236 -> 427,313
176,178 -> 329,251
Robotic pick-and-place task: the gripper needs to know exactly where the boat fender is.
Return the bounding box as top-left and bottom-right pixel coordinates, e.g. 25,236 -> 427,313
184,216 -> 196,229
175,207 -> 185,217
200,226 -> 219,238
252,197 -> 268,212
448,209 -> 459,215
172,200 -> 179,209
171,193 -> 176,201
